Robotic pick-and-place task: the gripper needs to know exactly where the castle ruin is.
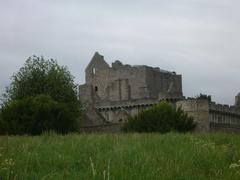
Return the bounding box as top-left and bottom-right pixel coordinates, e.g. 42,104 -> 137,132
79,52 -> 240,133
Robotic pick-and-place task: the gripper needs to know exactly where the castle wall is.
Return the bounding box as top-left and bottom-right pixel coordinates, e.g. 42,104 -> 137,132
145,67 -> 183,99
107,79 -> 130,101
85,59 -> 149,102
235,94 -> 240,109
176,99 -> 210,133
95,98 -> 161,123
99,106 -> 145,123
109,66 -> 148,100
176,99 -> 240,133
120,79 -> 130,101
87,68 -> 112,101
79,84 -> 94,103
209,103 -> 240,132
90,65 -> 183,102
107,80 -> 121,101
79,84 -> 107,127
209,113 -> 240,125
84,53 -> 183,103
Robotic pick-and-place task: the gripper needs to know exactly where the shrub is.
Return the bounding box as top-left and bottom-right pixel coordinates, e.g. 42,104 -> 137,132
196,93 -> 211,103
122,101 -> 196,133
0,95 -> 79,135
0,110 -> 4,135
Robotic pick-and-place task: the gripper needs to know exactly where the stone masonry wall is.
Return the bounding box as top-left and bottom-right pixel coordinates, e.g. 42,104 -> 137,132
84,52 -> 183,103
176,99 -> 240,133
209,102 -> 240,132
145,67 -> 183,99
176,99 -> 210,133
80,52 -> 184,129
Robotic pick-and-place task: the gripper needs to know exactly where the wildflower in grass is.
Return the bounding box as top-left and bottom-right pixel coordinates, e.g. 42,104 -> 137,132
3,159 -> 15,167
220,144 -> 228,152
202,142 -> 216,150
230,163 -> 240,169
0,158 -> 15,172
229,160 -> 240,169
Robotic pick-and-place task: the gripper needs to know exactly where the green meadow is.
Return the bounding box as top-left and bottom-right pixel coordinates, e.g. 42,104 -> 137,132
0,133 -> 240,180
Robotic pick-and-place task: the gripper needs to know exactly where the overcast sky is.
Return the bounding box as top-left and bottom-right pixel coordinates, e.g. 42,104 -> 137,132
0,0 -> 239,105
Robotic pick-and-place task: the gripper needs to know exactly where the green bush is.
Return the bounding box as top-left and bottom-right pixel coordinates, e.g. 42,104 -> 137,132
196,93 -> 212,103
122,101 -> 196,133
0,95 -> 79,135
0,110 -> 4,134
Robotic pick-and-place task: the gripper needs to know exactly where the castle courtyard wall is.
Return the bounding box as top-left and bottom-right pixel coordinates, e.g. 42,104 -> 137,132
209,103 -> 240,132
176,99 -> 210,133
176,99 -> 240,133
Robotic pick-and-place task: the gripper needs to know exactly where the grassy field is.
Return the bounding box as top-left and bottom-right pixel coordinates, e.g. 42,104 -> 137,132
0,133 -> 240,180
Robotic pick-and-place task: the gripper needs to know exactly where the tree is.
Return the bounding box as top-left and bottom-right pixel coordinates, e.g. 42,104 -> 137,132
196,93 -> 211,103
1,95 -> 78,135
0,110 -> 4,134
1,56 -> 81,135
122,101 -> 196,133
3,56 -> 78,104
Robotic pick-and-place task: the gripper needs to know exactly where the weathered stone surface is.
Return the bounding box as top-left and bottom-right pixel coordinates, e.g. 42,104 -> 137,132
176,99 -> 210,133
79,52 -> 240,133
235,93 -> 240,110
80,52 -> 183,125
177,98 -> 240,133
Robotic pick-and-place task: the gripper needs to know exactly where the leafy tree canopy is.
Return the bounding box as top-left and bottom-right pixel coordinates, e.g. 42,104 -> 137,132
3,56 -> 78,104
1,56 -> 81,135
196,93 -> 212,103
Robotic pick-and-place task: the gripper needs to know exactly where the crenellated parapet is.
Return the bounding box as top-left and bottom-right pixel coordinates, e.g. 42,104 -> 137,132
209,102 -> 240,116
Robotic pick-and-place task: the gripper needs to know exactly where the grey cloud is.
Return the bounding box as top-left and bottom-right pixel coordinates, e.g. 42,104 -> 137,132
0,0 -> 240,105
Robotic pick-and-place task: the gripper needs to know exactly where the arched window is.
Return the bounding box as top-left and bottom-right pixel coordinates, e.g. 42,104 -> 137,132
95,86 -> 98,92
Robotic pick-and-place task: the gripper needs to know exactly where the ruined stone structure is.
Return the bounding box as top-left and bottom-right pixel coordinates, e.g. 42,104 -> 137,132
177,97 -> 240,133
79,52 -> 240,133
235,93 -> 240,108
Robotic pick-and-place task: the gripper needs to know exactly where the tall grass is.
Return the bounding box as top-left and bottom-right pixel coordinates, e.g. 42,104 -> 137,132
0,133 -> 240,179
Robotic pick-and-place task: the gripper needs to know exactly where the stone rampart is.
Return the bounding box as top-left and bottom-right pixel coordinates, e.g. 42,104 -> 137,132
176,99 -> 210,133
209,102 -> 240,116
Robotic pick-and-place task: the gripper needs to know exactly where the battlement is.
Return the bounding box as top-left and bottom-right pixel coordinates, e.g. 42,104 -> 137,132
182,98 -> 240,115
209,102 -> 240,115
112,60 -> 177,75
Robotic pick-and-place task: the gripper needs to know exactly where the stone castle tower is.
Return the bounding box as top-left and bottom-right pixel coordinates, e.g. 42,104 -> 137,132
82,52 -> 183,103
79,52 -> 240,133
79,52 -> 184,125
235,93 -> 240,110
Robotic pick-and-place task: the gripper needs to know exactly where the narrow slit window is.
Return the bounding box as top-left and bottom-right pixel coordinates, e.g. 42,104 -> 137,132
93,68 -> 96,75
95,86 -> 98,92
